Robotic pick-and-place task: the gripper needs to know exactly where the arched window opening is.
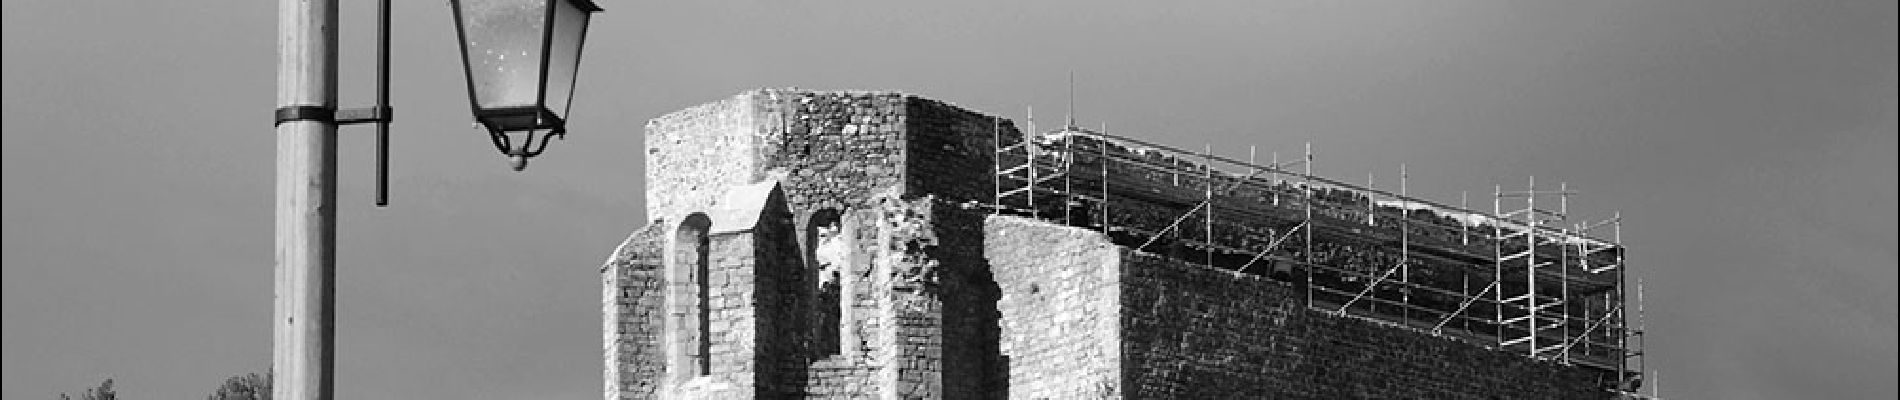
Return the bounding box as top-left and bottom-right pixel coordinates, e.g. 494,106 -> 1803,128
804,209 -> 845,356
668,213 -> 713,378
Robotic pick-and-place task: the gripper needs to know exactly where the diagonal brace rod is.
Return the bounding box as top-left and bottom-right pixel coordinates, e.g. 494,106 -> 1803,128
1559,305 -> 1624,354
1432,280 -> 1498,334
1235,221 -> 1310,273
1336,260 -> 1408,313
1134,167 -> 1272,253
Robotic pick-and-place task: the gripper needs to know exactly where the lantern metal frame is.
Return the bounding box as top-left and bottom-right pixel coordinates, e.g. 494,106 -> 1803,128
448,0 -> 603,170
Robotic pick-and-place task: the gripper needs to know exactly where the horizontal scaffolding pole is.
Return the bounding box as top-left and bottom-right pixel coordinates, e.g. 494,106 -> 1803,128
1069,130 -> 1619,245
998,127 -> 1637,376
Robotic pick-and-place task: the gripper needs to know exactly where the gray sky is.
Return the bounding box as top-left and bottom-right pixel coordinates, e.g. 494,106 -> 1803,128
3,0 -> 1893,398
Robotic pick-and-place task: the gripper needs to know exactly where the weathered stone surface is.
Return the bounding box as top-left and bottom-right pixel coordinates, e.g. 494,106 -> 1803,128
984,217 -> 1123,399
1120,249 -> 1607,399
604,89 -> 1618,400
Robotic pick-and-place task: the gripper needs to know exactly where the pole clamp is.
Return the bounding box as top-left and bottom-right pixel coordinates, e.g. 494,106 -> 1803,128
275,106 -> 393,126
274,106 -> 333,126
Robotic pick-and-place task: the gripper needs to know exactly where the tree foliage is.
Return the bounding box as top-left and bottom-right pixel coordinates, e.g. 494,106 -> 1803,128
207,371 -> 271,400
57,378 -> 116,400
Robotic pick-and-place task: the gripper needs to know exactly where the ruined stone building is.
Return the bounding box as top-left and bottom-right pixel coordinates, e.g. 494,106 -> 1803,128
601,89 -> 1647,399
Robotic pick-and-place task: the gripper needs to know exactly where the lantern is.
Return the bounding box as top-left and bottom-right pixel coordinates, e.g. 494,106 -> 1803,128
450,0 -> 601,170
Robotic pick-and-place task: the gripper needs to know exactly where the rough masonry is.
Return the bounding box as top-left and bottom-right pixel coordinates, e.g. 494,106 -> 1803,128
601,89 -> 1624,399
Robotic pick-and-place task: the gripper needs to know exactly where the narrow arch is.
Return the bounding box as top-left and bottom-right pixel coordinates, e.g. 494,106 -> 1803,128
803,208 -> 845,357
666,212 -> 713,379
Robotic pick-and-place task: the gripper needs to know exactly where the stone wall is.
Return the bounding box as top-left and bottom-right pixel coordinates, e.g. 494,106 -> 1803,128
984,217 -> 1123,399
929,202 -> 1006,399
800,209 -> 882,398
735,188 -> 806,397
904,98 -> 1018,205
1121,249 -> 1613,399
614,90 -> 1622,400
979,215 -> 1612,399
756,90 -> 910,212
644,95 -> 760,222
644,89 -> 913,222
602,223 -> 667,399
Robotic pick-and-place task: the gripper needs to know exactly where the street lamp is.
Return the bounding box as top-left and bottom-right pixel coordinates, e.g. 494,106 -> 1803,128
272,0 -> 602,399
450,0 -> 602,171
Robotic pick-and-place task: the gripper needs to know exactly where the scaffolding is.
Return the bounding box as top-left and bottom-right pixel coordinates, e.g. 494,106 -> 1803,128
991,123 -> 1647,393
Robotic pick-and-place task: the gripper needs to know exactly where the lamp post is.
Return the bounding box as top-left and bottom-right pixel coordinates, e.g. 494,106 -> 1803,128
272,0 -> 599,398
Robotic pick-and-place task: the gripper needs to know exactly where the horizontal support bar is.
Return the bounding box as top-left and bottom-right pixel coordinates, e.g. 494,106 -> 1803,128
1585,264 -> 1623,274
1501,315 -> 1542,325
336,106 -> 393,125
1499,190 -> 1580,197
1032,173 -> 1066,184
1065,131 -> 1627,245
1577,217 -> 1621,231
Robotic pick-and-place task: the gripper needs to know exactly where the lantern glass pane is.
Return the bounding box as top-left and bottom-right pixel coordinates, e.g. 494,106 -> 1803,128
544,0 -> 590,119
457,0 -> 547,109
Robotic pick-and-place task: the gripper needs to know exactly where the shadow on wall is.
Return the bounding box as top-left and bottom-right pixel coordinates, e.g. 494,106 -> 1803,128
933,204 -> 1009,399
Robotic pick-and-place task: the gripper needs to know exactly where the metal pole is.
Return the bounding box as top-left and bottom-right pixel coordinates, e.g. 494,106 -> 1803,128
1615,211 -> 1630,389
1303,142 -> 1313,307
1493,185 -> 1503,342
1462,268 -> 1471,332
1064,132 -> 1074,225
1365,172 -> 1375,316
1559,182 -> 1569,362
1027,106 -> 1036,219
275,0 -> 338,397
1204,144 -> 1213,267
1100,123 -> 1109,232
1527,176 -> 1538,355
1366,173 -> 1375,226
1271,151 -> 1281,206
1400,164 -> 1409,322
373,0 -> 391,207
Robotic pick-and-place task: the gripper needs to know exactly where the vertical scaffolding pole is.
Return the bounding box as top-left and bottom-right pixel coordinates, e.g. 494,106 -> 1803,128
1063,132 -> 1074,225
1100,125 -> 1110,233
1493,184 -> 1504,341
1271,152 -> 1281,206
1462,264 -> 1472,332
1640,275 -> 1651,398
1400,164 -> 1410,322
1366,173 -> 1376,226
1626,213 -> 1647,393
1461,191 -> 1469,246
1204,144 -> 1214,267
1559,181 -> 1570,363
1303,142 -> 1314,307
1365,172 -> 1376,316
1027,107 -> 1037,219
1527,175 -> 1539,356
1615,210 -> 1629,388
991,117 -> 1000,215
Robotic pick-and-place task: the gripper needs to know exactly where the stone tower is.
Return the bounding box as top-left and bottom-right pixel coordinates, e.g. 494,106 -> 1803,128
602,89 -> 1635,399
